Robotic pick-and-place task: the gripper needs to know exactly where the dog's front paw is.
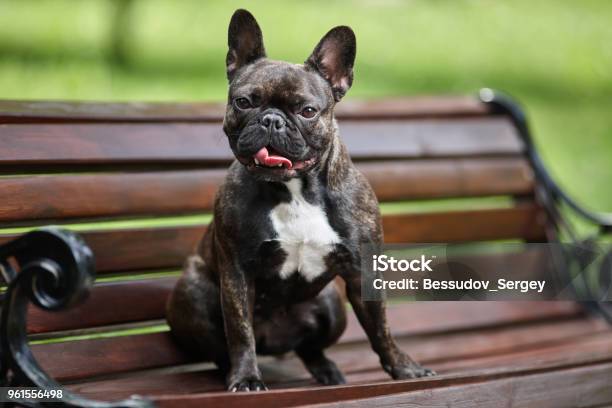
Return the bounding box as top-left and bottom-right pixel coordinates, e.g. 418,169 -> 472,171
385,355 -> 436,379
228,376 -> 268,392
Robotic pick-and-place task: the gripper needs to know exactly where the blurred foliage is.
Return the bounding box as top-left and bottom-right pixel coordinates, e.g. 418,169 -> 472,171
0,0 -> 610,211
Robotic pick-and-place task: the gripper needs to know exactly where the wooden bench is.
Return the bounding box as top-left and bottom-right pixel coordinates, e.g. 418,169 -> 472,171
0,89 -> 611,407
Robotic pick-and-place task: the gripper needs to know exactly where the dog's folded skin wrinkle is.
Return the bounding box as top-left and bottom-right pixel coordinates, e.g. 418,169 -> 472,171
166,8 -> 435,393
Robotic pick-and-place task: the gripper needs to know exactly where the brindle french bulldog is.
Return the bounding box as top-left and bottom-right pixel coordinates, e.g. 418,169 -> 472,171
166,9 -> 434,392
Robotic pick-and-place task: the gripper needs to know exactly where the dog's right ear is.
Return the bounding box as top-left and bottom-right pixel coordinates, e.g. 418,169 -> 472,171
305,26 -> 356,102
226,9 -> 266,81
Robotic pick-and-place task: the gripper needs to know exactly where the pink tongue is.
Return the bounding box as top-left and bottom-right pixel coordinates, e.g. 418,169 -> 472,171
254,147 -> 293,169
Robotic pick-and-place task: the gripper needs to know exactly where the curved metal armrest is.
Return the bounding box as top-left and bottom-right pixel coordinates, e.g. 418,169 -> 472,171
479,88 -> 612,234
480,89 -> 612,324
0,227 -> 153,408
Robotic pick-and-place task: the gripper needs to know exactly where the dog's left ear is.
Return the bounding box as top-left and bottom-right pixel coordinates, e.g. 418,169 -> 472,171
306,26 -> 356,102
226,9 -> 266,81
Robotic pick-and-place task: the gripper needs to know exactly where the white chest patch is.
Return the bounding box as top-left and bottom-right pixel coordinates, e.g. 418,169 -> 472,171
269,179 -> 340,281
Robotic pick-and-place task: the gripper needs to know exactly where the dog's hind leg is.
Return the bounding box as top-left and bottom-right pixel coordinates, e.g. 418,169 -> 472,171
296,346 -> 346,385
166,255 -> 229,373
295,281 -> 347,385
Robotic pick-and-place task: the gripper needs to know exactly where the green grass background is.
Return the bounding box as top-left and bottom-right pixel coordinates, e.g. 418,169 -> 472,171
0,0 -> 611,212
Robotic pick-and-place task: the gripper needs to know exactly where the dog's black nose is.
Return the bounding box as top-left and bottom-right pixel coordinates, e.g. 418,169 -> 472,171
261,113 -> 286,131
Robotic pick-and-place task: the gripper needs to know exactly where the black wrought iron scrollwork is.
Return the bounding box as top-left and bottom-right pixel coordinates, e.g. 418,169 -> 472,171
479,88 -> 612,233
480,88 -> 612,323
0,227 -> 154,408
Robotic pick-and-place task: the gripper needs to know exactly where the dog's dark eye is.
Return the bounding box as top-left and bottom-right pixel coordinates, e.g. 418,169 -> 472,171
300,107 -> 317,118
234,97 -> 252,110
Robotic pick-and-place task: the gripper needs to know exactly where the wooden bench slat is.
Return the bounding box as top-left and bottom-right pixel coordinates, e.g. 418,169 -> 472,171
34,332 -> 189,382
73,362 -> 612,408
336,97 -> 491,120
28,277 -> 176,334
0,227 -> 202,275
430,333 -> 612,374
79,227 -> 201,273
32,301 -> 585,380
0,158 -> 533,223
55,317 -> 612,402
342,301 -> 583,343
295,362 -> 612,408
363,157 -> 533,202
0,123 -> 229,165
0,118 -> 520,167
0,100 -> 225,123
319,319 -> 611,379
383,204 -> 546,243
70,322 -> 609,403
340,118 -> 522,159
0,97 -> 489,123
0,170 -> 224,223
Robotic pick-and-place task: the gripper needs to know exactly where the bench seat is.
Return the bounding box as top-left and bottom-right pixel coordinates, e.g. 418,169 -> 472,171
23,299 -> 608,407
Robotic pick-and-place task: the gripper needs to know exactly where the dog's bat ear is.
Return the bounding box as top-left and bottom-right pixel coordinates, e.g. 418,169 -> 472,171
227,9 -> 266,81
306,26 -> 356,102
